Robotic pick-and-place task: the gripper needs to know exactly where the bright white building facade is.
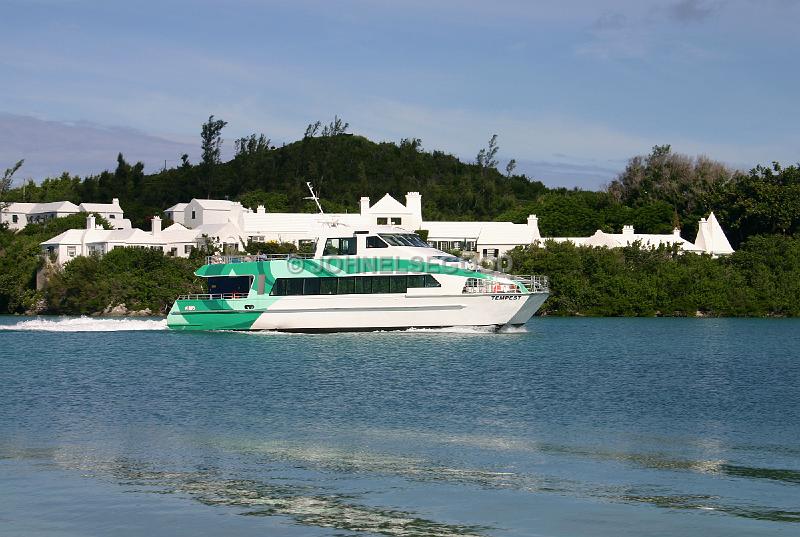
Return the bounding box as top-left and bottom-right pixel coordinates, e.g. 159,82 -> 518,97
2,198 -> 131,231
39,191 -> 735,266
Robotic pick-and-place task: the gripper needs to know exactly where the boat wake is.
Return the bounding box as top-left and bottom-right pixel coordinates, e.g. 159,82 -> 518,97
0,316 -> 168,332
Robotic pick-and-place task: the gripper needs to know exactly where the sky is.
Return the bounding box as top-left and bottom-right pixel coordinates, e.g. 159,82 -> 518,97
1,0 -> 798,189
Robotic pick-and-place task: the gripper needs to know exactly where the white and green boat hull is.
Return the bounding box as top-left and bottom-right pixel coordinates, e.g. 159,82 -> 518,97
167,257 -> 549,332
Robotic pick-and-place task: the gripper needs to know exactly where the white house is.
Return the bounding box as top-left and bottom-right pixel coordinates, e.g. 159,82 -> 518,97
2,198 -> 131,231
164,203 -> 188,226
43,191 -> 737,267
359,192 -> 423,230
183,199 -> 243,227
157,193 -> 735,260
78,198 -> 130,228
41,215 -> 200,265
1,201 -> 80,230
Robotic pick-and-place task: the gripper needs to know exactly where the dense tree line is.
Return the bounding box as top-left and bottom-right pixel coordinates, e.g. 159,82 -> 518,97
44,248 -> 203,315
508,235 -> 800,317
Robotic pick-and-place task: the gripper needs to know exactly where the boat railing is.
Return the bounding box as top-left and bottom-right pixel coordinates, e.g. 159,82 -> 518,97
176,293 -> 249,300
511,275 -> 549,293
205,253 -> 315,265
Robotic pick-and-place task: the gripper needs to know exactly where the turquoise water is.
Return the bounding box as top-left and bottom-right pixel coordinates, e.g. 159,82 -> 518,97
0,316 -> 798,536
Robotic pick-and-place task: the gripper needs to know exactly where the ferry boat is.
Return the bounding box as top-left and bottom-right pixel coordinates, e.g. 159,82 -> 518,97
166,226 -> 549,332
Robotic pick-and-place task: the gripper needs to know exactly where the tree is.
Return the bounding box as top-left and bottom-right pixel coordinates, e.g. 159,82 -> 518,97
200,115 -> 228,197
201,115 -> 228,167
321,115 -> 349,136
304,121 -> 321,138
476,135 -> 499,173
235,134 -> 271,157
1,160 -> 24,209
506,159 -> 517,177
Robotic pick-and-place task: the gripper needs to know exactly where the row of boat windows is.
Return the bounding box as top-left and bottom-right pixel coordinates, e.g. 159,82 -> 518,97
323,234 -> 432,256
270,274 -> 441,296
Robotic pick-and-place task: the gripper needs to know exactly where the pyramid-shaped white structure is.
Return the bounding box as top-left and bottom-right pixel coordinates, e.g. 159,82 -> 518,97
694,212 -> 734,256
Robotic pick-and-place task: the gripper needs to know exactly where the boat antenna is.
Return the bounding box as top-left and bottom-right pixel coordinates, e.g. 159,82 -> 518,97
304,182 -> 324,214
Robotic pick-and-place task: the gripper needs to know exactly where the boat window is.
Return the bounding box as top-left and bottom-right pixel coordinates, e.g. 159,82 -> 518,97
407,275 -> 425,288
269,274 -> 441,296
303,278 -> 321,295
378,233 -> 432,248
432,255 -> 463,263
320,278 -> 337,295
207,276 -> 251,295
425,274 -> 441,287
372,276 -> 390,293
354,276 -> 371,294
366,235 -> 389,248
338,277 -> 355,294
389,276 -> 406,293
286,278 -> 304,295
323,237 -> 357,256
273,278 -> 287,296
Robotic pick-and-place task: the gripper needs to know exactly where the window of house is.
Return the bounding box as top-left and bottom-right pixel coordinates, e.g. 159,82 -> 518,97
12,215 -> 18,223
67,246 -> 77,257
191,210 -> 196,219
376,217 -> 388,225
390,217 -> 402,225
109,214 -> 115,219
323,237 -> 357,256
466,241 -> 477,251
184,245 -> 193,254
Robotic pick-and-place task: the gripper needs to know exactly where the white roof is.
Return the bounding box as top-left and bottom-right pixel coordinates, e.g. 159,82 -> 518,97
163,222 -> 189,231
41,228 -> 94,246
165,203 -> 188,212
79,201 -> 122,212
192,199 -> 240,210
3,202 -> 38,214
243,212 -> 367,234
7,201 -> 80,214
552,230 -> 702,251
32,201 -> 80,213
477,223 -> 538,245
425,221 -> 488,239
368,194 -> 410,214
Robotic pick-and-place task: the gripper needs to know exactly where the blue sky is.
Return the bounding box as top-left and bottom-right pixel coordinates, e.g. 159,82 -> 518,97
1,0 -> 798,188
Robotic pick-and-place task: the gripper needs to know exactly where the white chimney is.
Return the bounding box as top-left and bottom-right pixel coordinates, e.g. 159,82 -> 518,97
404,192 -> 422,229
112,198 -> 120,206
86,214 -> 96,230
527,214 -> 540,239
360,196 -> 371,215
257,205 -> 266,214
673,227 -> 681,237
152,216 -> 162,235
622,225 -> 634,236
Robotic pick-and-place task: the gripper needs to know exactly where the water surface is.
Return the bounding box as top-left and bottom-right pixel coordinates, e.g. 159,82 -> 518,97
1,316 -> 798,536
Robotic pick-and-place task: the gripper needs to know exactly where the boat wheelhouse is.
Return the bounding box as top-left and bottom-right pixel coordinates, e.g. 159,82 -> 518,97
166,225 -> 549,332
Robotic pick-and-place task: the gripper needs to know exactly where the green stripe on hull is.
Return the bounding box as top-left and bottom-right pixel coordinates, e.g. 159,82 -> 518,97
167,311 -> 262,331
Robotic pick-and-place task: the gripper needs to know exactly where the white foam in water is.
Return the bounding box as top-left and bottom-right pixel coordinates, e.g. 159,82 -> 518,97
0,316 -> 168,332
